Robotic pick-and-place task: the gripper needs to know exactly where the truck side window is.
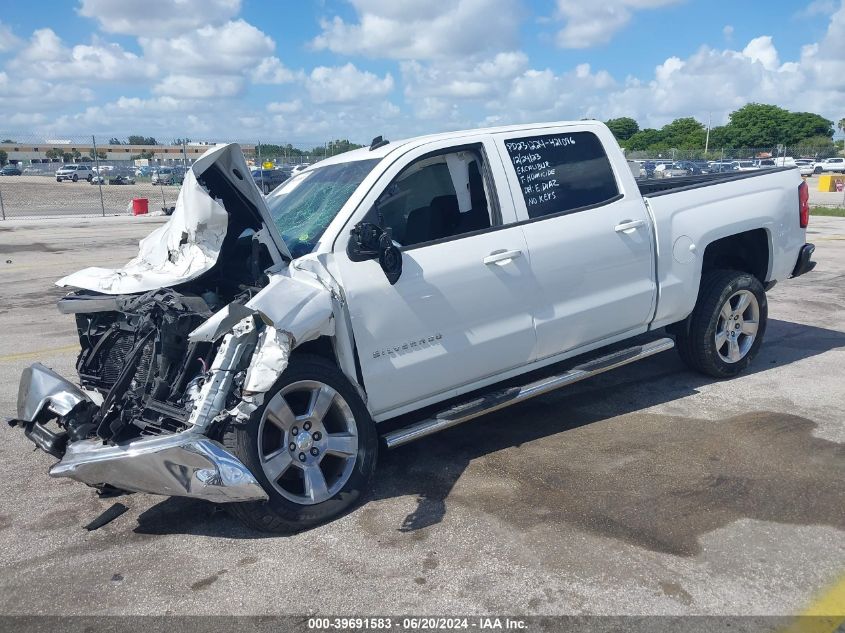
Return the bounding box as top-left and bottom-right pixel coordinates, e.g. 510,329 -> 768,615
504,131 -> 619,219
371,148 -> 495,248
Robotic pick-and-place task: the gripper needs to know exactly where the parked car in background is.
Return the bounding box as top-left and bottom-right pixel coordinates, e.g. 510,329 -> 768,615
109,171 -> 137,185
56,165 -> 94,182
135,166 -> 153,178
654,162 -> 689,178
91,168 -> 136,185
795,159 -> 815,177
734,161 -> 760,172
0,165 -> 22,176
291,163 -> 311,175
755,159 -> 776,168
675,160 -> 706,175
251,168 -> 291,194
151,167 -> 184,185
773,157 -> 796,167
813,157 -> 845,174
708,160 -> 738,173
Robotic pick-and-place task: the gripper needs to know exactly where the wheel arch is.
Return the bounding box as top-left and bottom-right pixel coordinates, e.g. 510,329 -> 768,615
701,228 -> 771,285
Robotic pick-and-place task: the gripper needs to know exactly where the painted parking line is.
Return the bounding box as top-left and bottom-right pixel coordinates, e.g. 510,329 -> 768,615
0,344 -> 79,363
782,573 -> 845,633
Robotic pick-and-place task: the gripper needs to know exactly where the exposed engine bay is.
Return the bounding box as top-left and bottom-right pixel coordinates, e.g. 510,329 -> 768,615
10,143 -> 341,503
46,150 -> 280,453
68,287 -> 248,445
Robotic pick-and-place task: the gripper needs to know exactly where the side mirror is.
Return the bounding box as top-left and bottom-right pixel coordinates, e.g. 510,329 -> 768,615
348,222 -> 402,285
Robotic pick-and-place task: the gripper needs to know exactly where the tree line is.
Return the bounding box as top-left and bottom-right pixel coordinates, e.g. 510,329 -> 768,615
605,104 -> 845,157
255,139 -> 364,159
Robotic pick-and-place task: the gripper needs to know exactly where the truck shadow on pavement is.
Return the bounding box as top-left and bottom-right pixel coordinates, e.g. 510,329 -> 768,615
134,318 -> 845,556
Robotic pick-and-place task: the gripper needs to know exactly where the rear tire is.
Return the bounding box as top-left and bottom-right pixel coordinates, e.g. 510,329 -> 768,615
221,354 -> 377,533
673,270 -> 767,378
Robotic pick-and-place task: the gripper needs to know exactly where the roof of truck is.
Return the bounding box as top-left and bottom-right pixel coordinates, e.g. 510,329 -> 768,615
313,119 -> 607,168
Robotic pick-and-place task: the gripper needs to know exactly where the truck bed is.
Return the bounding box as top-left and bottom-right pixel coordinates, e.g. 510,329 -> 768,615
638,166 -> 796,197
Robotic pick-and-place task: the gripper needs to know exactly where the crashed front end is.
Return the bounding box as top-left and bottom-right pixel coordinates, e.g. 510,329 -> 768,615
8,143 -> 338,505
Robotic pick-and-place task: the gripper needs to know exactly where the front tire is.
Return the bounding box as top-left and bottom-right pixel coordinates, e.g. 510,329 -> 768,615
72,174 -> 78,182
673,270 -> 767,378
222,354 -> 377,533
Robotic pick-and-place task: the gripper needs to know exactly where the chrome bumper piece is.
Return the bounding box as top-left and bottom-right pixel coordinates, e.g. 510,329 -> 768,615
14,363 -> 267,504
50,433 -> 268,503
17,362 -> 91,422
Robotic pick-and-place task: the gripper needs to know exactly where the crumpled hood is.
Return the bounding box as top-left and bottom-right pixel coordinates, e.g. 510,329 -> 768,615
57,143 -> 291,295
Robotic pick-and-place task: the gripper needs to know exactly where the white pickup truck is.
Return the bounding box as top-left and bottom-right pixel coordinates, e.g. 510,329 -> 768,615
812,157 -> 845,174
10,121 -> 815,532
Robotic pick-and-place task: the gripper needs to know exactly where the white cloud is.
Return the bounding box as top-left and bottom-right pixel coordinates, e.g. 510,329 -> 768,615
306,63 -> 394,104
4,112 -> 49,126
402,52 -> 529,101
153,74 -> 244,98
251,57 -> 300,84
140,20 -> 273,75
0,71 -> 95,111
555,0 -> 681,48
723,24 -> 734,40
486,63 -> 617,121
7,0 -> 845,147
13,29 -> 155,82
267,100 -> 303,114
0,21 -> 21,52
78,0 -> 241,36
39,95 -> 223,139
313,0 -> 521,60
796,0 -> 838,17
742,36 -> 780,71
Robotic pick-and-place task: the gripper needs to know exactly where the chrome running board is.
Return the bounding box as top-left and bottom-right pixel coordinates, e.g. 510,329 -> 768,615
382,337 -> 675,449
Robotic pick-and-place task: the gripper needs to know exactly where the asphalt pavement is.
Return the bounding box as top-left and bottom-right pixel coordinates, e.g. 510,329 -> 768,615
0,215 -> 842,616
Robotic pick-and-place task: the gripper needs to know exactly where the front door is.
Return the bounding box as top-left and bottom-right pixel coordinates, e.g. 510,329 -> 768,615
335,139 -> 538,417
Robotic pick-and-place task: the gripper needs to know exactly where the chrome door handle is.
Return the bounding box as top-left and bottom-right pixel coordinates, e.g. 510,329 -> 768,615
615,219 -> 647,233
483,249 -> 523,266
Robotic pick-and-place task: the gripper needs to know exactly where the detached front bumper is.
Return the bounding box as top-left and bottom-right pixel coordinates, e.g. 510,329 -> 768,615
49,434 -> 268,503
10,363 -> 267,503
791,243 -> 817,278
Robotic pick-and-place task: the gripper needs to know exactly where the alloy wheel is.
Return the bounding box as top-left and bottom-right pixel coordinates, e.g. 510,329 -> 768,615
715,289 -> 760,363
257,380 -> 359,505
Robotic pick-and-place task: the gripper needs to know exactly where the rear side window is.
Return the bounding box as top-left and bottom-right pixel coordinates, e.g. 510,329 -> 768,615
504,131 -> 619,219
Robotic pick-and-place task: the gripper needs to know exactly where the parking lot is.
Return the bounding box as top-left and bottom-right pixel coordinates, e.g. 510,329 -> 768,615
0,174 -> 181,218
0,215 -> 843,616
0,171 -> 843,222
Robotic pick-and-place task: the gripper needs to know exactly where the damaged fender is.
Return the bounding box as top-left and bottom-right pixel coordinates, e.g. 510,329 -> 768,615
188,270 -> 336,420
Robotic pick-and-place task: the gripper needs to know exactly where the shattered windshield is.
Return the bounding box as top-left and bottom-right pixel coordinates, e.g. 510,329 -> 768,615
266,158 -> 379,258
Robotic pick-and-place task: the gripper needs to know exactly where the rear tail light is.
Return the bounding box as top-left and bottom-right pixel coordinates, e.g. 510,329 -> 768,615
798,181 -> 809,228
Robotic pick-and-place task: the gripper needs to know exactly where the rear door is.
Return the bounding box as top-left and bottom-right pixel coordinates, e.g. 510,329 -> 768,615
493,125 -> 657,360
334,137 -> 538,417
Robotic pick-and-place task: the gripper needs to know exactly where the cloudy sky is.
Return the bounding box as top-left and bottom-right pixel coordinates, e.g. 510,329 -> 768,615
0,0 -> 843,145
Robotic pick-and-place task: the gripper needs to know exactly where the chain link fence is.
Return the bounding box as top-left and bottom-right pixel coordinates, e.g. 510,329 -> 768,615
0,133 -> 344,219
